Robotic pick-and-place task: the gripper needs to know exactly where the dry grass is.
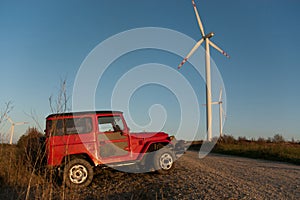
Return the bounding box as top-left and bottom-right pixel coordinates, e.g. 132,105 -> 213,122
213,141 -> 300,165
188,135 -> 300,165
0,144 -> 51,199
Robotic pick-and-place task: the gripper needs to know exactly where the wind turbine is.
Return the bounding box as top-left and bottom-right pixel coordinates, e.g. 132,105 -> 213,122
5,115 -> 28,144
211,89 -> 225,138
202,89 -> 225,138
178,0 -> 230,141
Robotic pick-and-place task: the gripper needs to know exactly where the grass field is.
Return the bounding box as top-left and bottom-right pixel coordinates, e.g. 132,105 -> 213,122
189,135 -> 300,165
213,142 -> 300,165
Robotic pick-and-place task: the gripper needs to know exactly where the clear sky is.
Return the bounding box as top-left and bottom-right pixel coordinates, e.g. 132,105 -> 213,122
0,0 -> 300,142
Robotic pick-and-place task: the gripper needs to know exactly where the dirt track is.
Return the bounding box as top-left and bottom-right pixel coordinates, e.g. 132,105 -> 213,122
71,151 -> 300,199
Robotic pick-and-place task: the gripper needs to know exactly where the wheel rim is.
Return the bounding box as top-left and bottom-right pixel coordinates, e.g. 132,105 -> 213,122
159,153 -> 173,170
69,164 -> 88,184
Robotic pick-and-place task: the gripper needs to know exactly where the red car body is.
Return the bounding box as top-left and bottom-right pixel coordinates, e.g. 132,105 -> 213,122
45,111 -> 174,168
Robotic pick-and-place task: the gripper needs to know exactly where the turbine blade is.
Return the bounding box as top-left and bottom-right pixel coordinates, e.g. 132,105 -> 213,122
219,88 -> 223,102
15,122 -> 28,125
209,40 -> 230,58
178,38 -> 204,69
192,0 -> 205,37
221,106 -> 226,117
211,102 -> 219,105
220,96 -> 226,119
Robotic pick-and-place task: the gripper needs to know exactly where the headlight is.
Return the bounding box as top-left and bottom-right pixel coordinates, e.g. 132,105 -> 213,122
169,135 -> 175,140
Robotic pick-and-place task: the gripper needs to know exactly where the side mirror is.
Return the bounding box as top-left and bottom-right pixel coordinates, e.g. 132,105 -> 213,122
121,131 -> 128,136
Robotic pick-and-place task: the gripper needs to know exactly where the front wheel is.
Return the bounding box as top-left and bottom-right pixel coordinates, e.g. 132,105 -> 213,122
153,148 -> 175,174
63,159 -> 94,188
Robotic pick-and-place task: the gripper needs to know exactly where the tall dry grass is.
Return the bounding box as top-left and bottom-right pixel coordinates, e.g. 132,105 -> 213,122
213,135 -> 300,165
0,128 -> 65,200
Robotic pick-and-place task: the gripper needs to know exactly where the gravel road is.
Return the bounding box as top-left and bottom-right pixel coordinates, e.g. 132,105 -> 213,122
54,151 -> 300,200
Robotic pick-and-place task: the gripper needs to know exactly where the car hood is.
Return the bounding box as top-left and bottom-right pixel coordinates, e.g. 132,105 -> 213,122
130,132 -> 169,140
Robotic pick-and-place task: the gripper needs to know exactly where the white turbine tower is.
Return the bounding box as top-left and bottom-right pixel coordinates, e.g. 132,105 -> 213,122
211,89 -> 225,138
178,0 -> 230,141
5,115 -> 28,144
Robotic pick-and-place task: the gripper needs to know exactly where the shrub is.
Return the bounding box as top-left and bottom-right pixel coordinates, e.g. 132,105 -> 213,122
238,136 -> 249,143
221,135 -> 236,144
257,137 -> 266,144
272,134 -> 285,143
17,127 -> 46,171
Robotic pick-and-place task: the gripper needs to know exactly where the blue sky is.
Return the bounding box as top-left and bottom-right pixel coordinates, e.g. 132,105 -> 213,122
0,0 -> 300,142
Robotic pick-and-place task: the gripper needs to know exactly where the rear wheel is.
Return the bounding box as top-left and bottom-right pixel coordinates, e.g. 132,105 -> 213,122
153,148 -> 175,174
63,158 -> 93,188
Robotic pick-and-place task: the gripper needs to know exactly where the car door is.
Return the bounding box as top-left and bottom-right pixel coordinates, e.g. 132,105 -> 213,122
97,114 -> 130,161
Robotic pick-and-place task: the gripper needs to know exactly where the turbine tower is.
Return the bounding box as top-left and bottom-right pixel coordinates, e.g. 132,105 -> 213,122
5,115 -> 28,144
178,0 -> 230,141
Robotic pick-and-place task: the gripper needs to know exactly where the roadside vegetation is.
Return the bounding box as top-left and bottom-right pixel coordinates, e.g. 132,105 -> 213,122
189,134 -> 300,165
0,127 -> 52,200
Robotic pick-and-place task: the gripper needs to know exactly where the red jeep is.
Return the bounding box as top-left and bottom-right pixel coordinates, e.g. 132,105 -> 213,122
45,111 -> 184,188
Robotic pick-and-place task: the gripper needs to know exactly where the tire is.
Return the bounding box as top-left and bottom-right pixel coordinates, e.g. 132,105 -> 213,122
153,147 -> 175,174
63,158 -> 94,188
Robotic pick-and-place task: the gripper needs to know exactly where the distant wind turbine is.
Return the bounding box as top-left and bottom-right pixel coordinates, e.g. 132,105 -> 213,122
5,115 -> 28,144
178,0 -> 230,141
211,89 -> 225,138
202,89 -> 225,138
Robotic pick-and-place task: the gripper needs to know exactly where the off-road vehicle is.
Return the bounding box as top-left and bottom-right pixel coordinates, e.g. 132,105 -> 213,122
45,111 -> 184,188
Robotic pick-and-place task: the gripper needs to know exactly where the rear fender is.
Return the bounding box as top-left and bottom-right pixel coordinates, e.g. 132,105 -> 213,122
61,153 -> 96,167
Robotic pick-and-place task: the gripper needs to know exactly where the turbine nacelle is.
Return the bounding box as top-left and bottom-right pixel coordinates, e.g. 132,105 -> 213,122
204,32 -> 214,39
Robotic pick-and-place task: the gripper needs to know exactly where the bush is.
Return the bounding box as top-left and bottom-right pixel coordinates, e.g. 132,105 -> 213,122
17,127 -> 46,171
272,134 -> 285,143
257,137 -> 266,144
238,136 -> 249,143
221,135 -> 236,144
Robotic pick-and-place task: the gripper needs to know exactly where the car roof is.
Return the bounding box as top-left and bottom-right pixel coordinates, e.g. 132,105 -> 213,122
46,111 -> 123,119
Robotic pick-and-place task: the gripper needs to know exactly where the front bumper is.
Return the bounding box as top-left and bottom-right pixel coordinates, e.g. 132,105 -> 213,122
172,139 -> 187,158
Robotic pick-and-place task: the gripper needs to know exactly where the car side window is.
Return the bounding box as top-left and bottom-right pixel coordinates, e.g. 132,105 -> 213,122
48,117 -> 93,136
66,117 -> 93,134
